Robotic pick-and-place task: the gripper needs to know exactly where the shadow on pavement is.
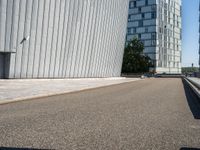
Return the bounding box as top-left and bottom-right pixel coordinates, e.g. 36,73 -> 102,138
182,79 -> 200,119
0,147 -> 53,150
180,148 -> 200,150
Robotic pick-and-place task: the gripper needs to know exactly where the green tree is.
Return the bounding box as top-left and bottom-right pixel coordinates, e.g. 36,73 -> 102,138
122,38 -> 153,73
182,67 -> 199,74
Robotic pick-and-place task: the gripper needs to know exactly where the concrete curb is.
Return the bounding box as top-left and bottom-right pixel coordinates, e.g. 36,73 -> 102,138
0,78 -> 142,105
184,77 -> 200,99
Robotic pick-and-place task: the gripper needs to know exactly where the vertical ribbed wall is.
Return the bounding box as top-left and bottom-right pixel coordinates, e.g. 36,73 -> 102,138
0,0 -> 129,78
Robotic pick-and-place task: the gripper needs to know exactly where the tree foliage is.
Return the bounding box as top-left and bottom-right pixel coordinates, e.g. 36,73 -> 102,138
122,38 -> 154,73
182,67 -> 199,74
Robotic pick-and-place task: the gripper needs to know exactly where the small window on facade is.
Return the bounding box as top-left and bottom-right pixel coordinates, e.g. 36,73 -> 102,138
129,1 -> 136,9
152,33 -> 156,40
138,20 -> 143,27
138,34 -> 141,39
132,28 -> 136,34
134,1 -> 136,7
138,7 -> 141,13
151,12 -> 156,19
127,28 -> 136,35
145,27 -> 148,33
127,28 -> 131,34
142,13 -> 145,19
129,1 -> 136,8
152,5 -> 156,11
145,0 -> 148,5
129,2 -> 132,8
128,15 -> 131,21
152,40 -> 156,46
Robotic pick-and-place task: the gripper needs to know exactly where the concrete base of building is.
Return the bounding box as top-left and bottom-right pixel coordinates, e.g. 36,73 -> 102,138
156,67 -> 182,74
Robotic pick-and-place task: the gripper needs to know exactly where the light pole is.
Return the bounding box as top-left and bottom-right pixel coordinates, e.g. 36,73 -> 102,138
11,36 -> 30,53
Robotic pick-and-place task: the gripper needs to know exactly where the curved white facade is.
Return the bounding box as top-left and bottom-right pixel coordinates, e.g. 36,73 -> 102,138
0,0 -> 129,78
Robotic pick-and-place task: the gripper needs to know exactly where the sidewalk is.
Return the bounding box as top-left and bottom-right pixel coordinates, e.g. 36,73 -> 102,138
187,77 -> 200,86
0,78 -> 141,104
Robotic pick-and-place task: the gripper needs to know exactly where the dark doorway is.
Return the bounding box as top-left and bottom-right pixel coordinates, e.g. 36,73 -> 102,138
0,53 -> 11,79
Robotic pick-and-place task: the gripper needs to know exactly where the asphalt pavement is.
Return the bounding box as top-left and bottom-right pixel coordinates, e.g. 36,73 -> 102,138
0,78 -> 200,150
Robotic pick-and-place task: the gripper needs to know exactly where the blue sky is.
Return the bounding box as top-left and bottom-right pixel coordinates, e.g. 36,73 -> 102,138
182,0 -> 199,67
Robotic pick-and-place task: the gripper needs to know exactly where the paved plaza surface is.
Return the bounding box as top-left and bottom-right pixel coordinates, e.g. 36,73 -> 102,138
0,78 -> 140,104
0,78 -> 200,150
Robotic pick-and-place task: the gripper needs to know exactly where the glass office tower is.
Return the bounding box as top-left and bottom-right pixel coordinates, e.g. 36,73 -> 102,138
127,0 -> 182,73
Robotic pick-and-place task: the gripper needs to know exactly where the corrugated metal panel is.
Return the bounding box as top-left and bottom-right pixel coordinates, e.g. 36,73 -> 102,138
0,0 -> 7,52
0,0 -> 129,78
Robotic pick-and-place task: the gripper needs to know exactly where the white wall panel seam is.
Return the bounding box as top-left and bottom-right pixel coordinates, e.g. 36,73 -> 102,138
49,0 -> 61,78
15,0 -> 27,78
73,0 -> 86,77
81,0 -> 93,77
76,0 -> 88,77
13,0 -> 22,78
0,0 -> 7,51
38,0 -> 50,77
4,0 -> 13,51
94,0 -> 105,77
28,0 -> 39,78
105,0 -> 115,77
103,0 -> 114,77
61,0 -> 74,77
99,0 -> 110,77
64,0 -> 78,77
58,0 -> 70,77
54,0 -> 63,77
8,0 -> 19,78
53,0 -> 65,78
101,0 -> 112,77
45,0 -> 56,77
112,0 -> 121,76
23,0 -> 33,78
69,0 -> 83,77
84,0 -> 96,77
43,0 -> 54,77
86,0 -> 99,77
70,0 -> 84,77
32,0 -> 44,78
79,0 -> 91,77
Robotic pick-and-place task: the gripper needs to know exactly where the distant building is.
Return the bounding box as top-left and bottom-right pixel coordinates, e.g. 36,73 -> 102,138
126,0 -> 182,74
0,0 -> 129,79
